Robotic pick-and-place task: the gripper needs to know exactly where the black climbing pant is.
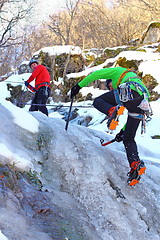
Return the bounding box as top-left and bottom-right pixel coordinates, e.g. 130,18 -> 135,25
93,89 -> 144,166
29,86 -> 51,116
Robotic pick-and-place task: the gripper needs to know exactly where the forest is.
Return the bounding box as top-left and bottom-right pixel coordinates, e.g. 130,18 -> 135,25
0,0 -> 159,76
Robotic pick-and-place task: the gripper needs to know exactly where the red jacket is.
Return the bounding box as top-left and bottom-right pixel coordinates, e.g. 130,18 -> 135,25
27,65 -> 51,90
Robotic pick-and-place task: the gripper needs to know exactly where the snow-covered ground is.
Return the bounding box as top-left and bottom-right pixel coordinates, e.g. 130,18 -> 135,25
0,99 -> 160,239
0,44 -> 160,239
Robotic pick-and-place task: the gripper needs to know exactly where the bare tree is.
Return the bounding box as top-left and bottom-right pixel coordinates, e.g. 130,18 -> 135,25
116,0 -> 160,16
39,0 -> 160,50
79,0 -> 157,47
0,0 -> 36,75
0,0 -> 35,47
1,0 -> 158,76
48,0 -> 81,45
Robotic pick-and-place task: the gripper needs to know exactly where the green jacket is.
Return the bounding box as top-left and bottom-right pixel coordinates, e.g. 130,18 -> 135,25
78,67 -> 150,97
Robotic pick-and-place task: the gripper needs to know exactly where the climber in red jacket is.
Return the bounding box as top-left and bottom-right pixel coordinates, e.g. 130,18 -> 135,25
25,59 -> 51,116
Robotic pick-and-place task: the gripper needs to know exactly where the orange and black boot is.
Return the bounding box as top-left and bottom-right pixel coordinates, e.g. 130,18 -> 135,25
127,160 -> 146,186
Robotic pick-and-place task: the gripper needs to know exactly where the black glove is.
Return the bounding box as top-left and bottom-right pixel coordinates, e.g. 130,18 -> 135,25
24,81 -> 29,87
115,129 -> 124,142
70,83 -> 81,99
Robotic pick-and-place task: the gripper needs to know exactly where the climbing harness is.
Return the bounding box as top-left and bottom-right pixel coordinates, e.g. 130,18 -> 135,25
39,86 -> 50,97
128,112 -> 146,134
35,82 -> 50,89
119,83 -> 133,102
113,78 -> 153,134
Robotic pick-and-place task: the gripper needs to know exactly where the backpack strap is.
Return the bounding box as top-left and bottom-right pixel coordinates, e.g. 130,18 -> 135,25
117,69 -> 131,87
113,89 -> 123,105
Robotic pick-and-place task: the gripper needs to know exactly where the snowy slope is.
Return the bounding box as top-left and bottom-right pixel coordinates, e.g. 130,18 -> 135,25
0,101 -> 160,239
0,43 -> 160,239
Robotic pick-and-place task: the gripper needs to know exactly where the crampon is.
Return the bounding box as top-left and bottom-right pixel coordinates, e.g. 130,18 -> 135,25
127,161 -> 146,186
107,106 -> 125,131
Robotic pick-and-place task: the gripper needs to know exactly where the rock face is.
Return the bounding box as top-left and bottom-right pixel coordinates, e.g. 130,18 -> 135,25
32,45 -> 86,80
18,45 -> 86,79
141,21 -> 160,44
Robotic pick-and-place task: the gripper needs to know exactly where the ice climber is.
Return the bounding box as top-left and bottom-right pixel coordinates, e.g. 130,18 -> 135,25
25,59 -> 51,116
70,67 -> 151,186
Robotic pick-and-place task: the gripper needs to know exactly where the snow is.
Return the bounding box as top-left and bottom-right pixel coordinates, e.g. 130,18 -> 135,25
0,97 -> 160,239
0,230 -> 8,240
0,43 -> 159,176
115,50 -> 160,61
0,142 -> 32,170
34,45 -> 83,57
80,86 -> 106,98
4,73 -> 34,87
66,46 -> 160,87
0,100 -> 39,133
139,60 -> 160,92
0,82 -> 11,100
0,44 -> 160,239
4,73 -> 31,84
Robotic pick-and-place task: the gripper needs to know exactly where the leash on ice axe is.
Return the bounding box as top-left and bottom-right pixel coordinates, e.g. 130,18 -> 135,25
65,97 -> 74,131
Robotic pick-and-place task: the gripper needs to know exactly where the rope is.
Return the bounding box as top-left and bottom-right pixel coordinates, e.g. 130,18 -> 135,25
16,102 -> 94,108
2,81 -> 24,84
1,81 -> 94,108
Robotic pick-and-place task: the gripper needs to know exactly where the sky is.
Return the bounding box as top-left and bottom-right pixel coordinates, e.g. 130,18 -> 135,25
35,0 -> 68,22
0,44 -> 160,239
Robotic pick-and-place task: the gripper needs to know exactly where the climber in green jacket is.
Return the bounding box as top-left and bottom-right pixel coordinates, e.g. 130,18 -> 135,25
70,67 -> 150,186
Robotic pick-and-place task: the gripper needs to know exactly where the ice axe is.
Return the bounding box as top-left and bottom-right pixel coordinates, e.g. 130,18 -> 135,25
65,97 -> 74,131
100,138 -> 116,146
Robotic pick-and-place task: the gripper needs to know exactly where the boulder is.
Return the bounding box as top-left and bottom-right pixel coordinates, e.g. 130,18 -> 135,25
141,21 -> 160,44
32,45 -> 86,80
